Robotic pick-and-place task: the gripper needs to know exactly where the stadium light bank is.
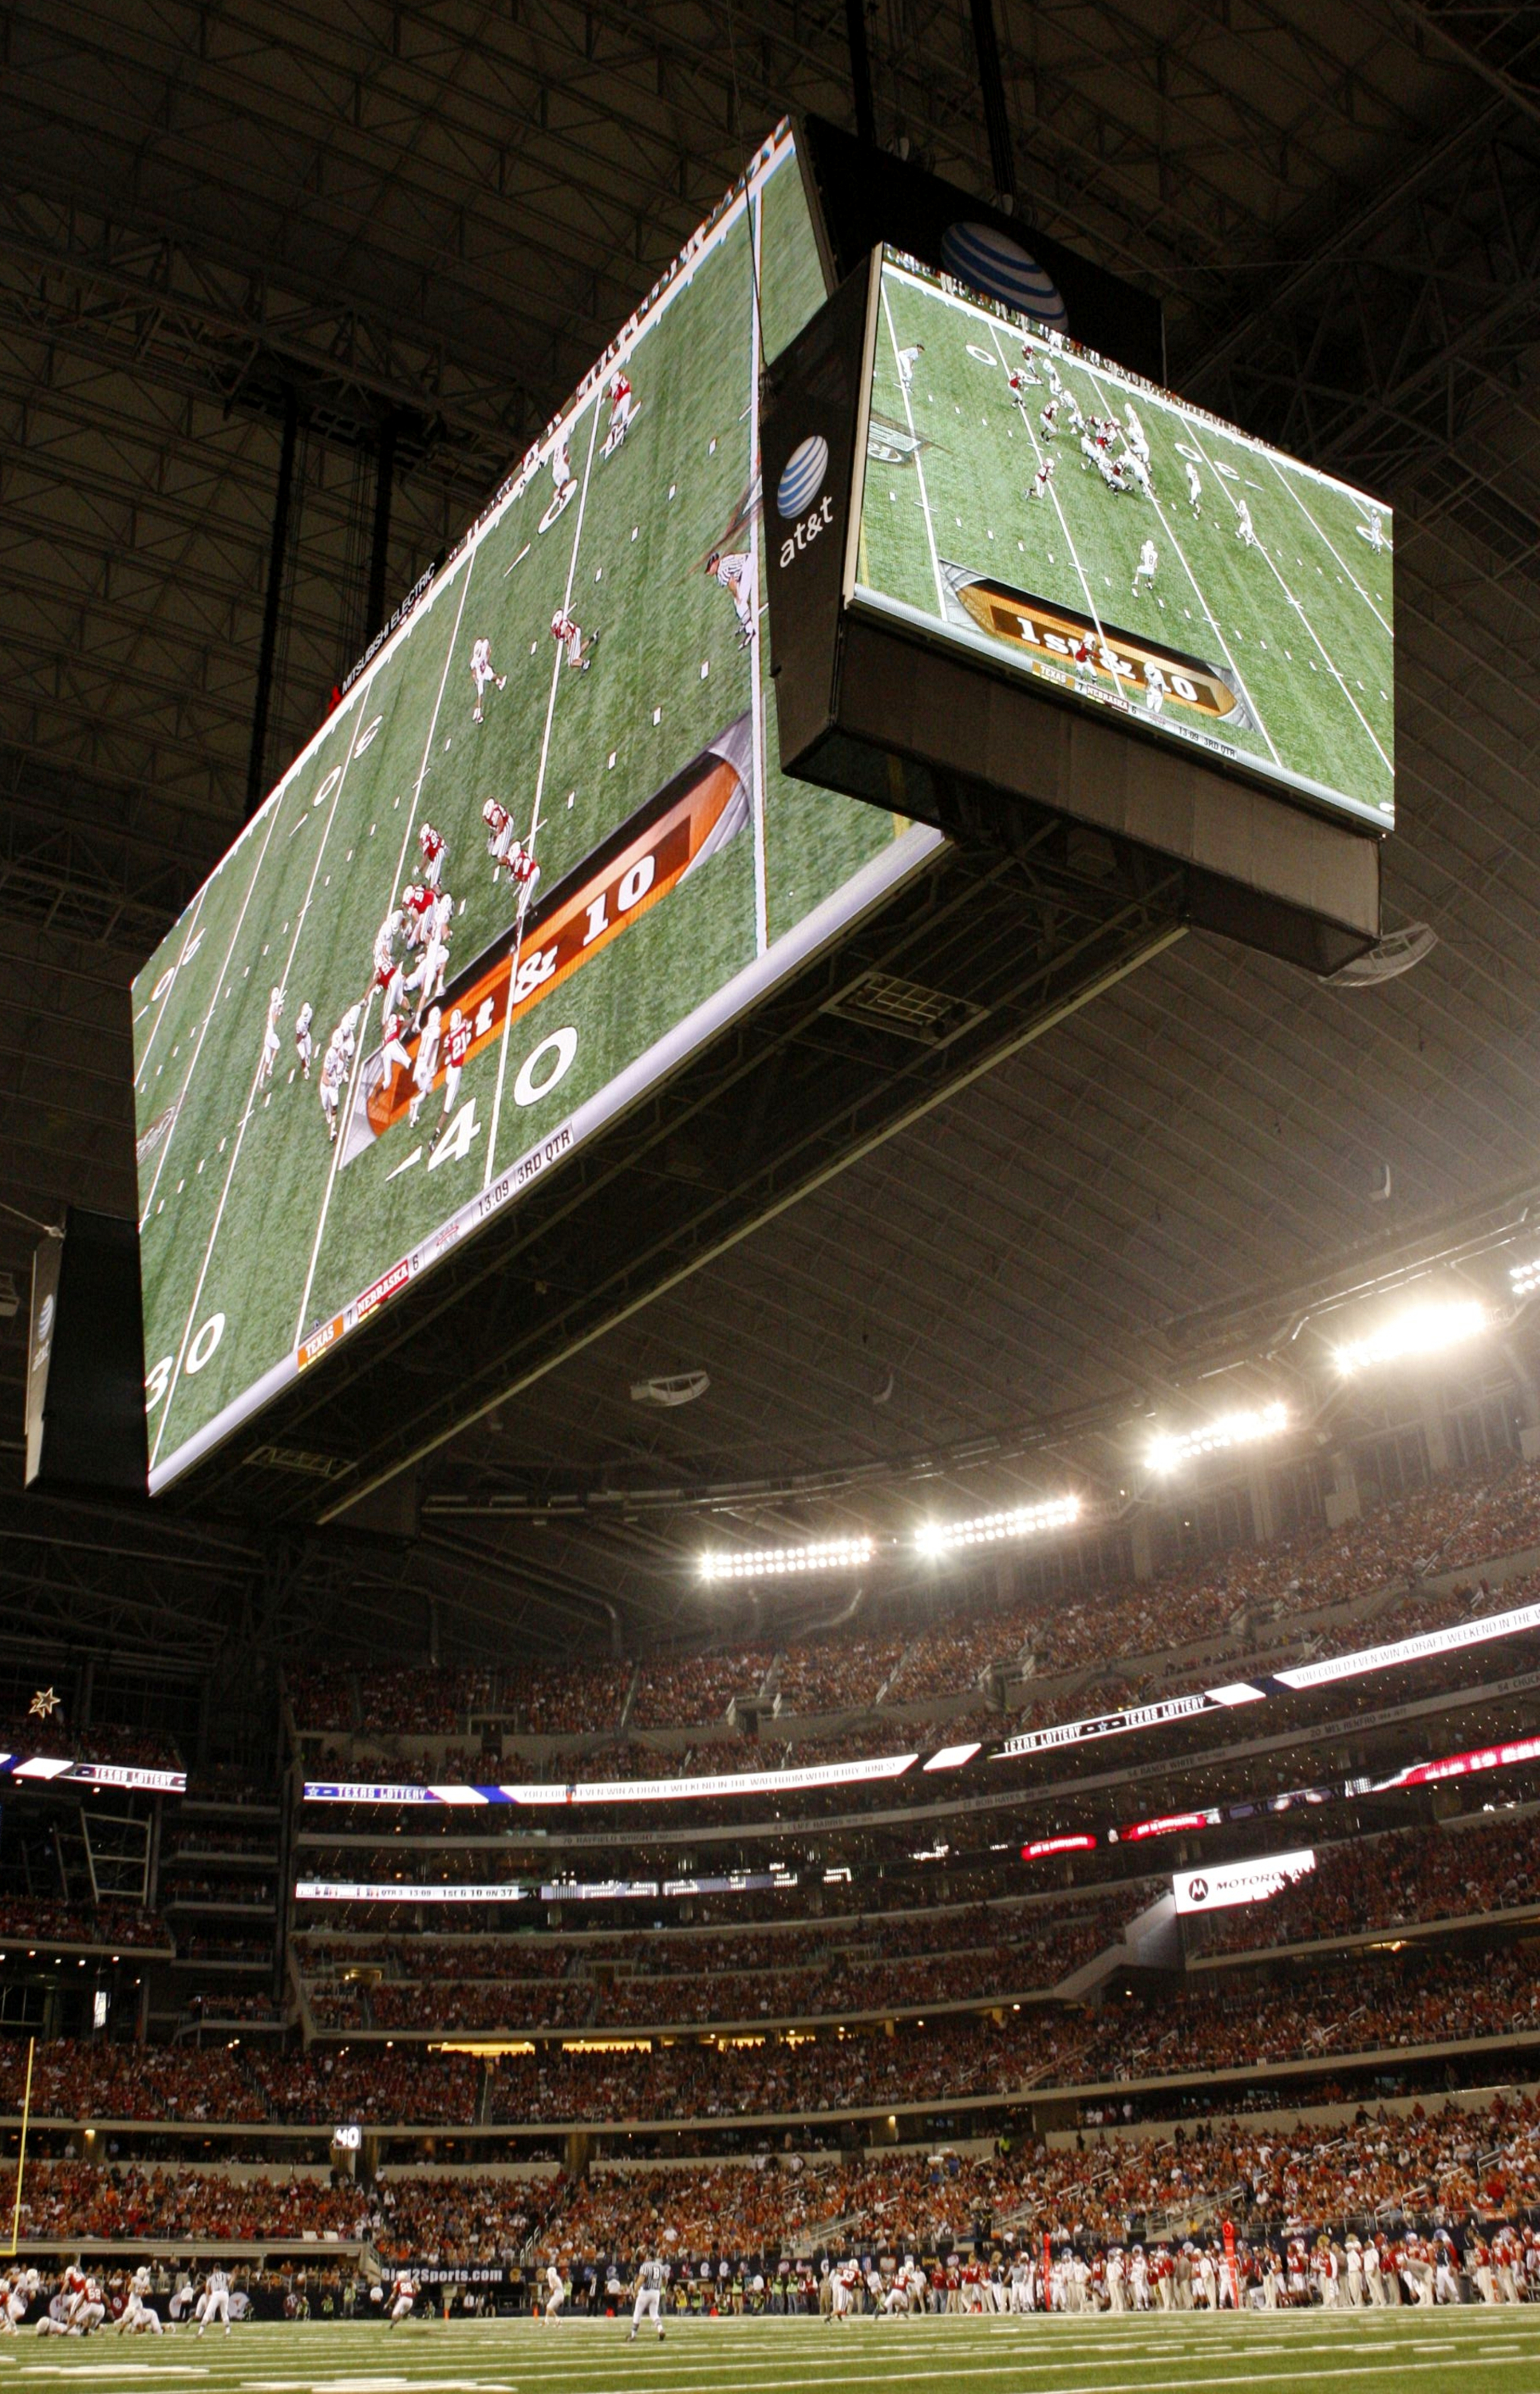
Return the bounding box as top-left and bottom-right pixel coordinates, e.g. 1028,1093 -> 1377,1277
1333,1298 -> 1488,1376
1146,1400 -> 1289,1476
913,1495 -> 1081,1558
698,1495 -> 1082,1579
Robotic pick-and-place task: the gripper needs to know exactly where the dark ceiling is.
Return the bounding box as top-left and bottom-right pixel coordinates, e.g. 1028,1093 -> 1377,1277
2,0 -> 1540,1657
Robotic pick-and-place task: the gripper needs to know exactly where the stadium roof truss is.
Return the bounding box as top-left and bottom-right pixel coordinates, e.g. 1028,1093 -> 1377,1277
2,0 -> 1540,1647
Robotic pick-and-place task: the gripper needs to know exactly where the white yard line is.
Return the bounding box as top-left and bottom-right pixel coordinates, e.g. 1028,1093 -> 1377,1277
291,560 -> 481,1347
133,887 -> 208,1093
747,184 -> 768,957
137,805 -> 290,1234
150,702 -> 371,1470
879,281 -> 948,622
1264,457 -> 1392,637
1181,423 -> 1392,780
983,318 -> 1106,646
1077,365 -> 1282,767
482,394 -> 604,1191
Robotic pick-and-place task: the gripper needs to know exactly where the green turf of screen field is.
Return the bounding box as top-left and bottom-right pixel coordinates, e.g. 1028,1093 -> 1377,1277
132,135 -> 901,1483
859,262 -> 1393,828
9,2305 -> 1540,2394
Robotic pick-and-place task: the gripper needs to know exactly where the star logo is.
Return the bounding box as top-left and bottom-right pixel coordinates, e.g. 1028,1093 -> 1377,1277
28,1687 -> 61,1721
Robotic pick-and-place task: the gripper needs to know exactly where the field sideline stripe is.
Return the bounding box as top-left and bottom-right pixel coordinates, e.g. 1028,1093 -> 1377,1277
481,381 -> 605,1191
138,800 -> 286,1237
133,885 -> 211,1206
879,280 -> 948,621
291,551 -> 480,1346
149,696 -> 370,1468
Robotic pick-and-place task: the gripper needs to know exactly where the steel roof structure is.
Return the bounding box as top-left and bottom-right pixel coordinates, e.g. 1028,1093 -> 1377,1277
3,0 -> 1540,1663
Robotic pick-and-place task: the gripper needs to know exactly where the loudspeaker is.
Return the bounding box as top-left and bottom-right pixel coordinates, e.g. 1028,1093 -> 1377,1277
25,1209 -> 148,1493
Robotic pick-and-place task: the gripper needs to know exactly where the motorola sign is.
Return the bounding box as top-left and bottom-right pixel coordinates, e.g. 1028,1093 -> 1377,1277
1172,1847 -> 1316,1915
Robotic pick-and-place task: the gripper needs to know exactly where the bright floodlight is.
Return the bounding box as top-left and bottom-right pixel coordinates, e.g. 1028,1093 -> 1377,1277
1333,1298 -> 1487,1376
697,1535 -> 875,1583
1147,1400 -> 1289,1475
914,1495 -> 1079,1557
1510,1254 -> 1540,1299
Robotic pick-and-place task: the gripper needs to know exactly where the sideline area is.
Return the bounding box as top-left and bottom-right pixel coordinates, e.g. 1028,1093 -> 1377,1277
6,2310 -> 1540,2392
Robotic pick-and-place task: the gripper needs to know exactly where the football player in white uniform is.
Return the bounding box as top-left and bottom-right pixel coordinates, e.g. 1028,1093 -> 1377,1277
551,433 -> 576,504
406,900 -> 452,1027
706,550 -> 756,647
1133,536 -> 1159,596
483,797 -> 516,878
1236,498 -> 1258,547
1144,661 -> 1167,716
550,608 -> 590,671
628,2255 -> 667,2341
468,635 -> 507,722
1123,404 -> 1150,465
258,986 -> 283,1084
116,2267 -> 163,2335
1186,460 -> 1202,516
409,1006 -> 442,1127
377,1003 -> 413,1100
319,1038 -> 347,1143
1359,505 -> 1388,552
896,342 -> 923,389
197,2266 -> 231,2335
542,2261 -> 567,2322
293,1000 -> 314,1079
1028,457 -> 1055,503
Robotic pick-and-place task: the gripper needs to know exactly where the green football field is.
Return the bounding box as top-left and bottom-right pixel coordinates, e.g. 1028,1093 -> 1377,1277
860,259 -> 1394,828
7,2308 -> 1540,2393
132,130 -> 912,1489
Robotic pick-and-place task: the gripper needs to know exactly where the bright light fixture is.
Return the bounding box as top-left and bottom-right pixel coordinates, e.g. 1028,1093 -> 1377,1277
1510,1254 -> 1540,1298
1147,1400 -> 1289,1474
697,1535 -> 875,1582
1333,1298 -> 1487,1375
914,1494 -> 1079,1557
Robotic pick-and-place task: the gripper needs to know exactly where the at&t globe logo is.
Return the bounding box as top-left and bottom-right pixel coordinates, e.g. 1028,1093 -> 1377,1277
776,433 -> 835,568
776,434 -> 827,518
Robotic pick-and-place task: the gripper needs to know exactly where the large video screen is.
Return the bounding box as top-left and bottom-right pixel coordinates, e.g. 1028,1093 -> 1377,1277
132,132 -> 942,1491
853,251 -> 1394,832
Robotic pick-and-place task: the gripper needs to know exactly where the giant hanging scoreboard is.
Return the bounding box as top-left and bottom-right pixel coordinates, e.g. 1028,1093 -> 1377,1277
765,248 -> 1392,974
132,130 -> 944,1492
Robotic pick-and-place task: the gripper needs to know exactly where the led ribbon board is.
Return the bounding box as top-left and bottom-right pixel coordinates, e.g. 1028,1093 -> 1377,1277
997,1596 -> 1540,1759
305,1752 -> 918,1806
0,1754 -> 187,1793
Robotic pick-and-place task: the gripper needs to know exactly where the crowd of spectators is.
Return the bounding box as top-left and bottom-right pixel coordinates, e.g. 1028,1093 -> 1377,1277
11,2091 -> 1540,2261
0,2040 -> 267,2122
286,1453 -> 1540,1780
0,1716 -> 183,1772
247,2046 -> 482,2127
1191,1811 -> 1540,1957
296,1895 -> 1149,2036
0,1899 -> 169,1951
6,1939 -> 1540,2133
